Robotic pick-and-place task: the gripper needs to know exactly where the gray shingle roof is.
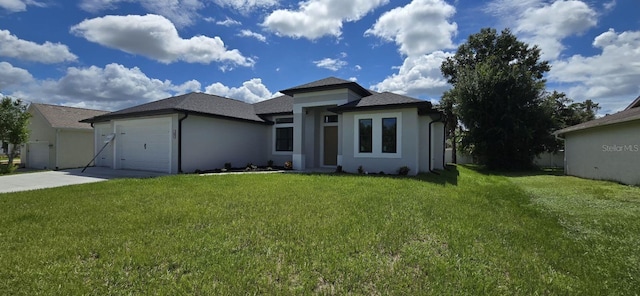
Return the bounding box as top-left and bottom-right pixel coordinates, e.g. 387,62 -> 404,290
80,78 -> 439,124
280,76 -> 371,97
555,105 -> 640,136
84,92 -> 267,123
31,103 -> 108,130
253,95 -> 293,115
626,95 -> 640,110
330,92 -> 433,113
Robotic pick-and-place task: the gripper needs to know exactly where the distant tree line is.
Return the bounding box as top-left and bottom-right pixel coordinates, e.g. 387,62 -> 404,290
0,96 -> 30,171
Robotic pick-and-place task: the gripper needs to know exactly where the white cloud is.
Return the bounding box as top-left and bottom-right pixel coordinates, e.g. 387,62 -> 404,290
603,0 -> 616,12
4,63 -> 275,111
313,58 -> 347,71
0,29 -> 77,63
365,0 -> 457,57
262,0 -> 389,40
5,63 -> 202,111
0,0 -> 26,11
0,62 -> 34,89
171,79 -> 202,94
215,17 -> 242,26
213,0 -> 278,13
79,0 -> 278,25
238,30 -> 267,42
205,78 -> 272,103
79,0 -> 204,27
348,77 -> 357,82
549,29 -> 640,113
70,14 -> 254,67
0,0 -> 45,12
371,51 -> 453,99
35,63 -> 176,110
354,65 -> 362,71
486,0 -> 598,60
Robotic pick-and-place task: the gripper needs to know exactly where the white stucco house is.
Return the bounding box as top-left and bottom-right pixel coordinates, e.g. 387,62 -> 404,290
555,96 -> 640,185
25,103 -> 108,170
81,77 -> 446,175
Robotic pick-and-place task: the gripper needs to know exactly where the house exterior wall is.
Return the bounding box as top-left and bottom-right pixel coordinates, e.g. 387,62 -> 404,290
56,129 -> 95,169
563,120 -> 640,185
341,108 -> 426,175
303,107 -> 325,168
264,115 -> 293,167
26,107 -> 55,169
293,89 -> 361,106
416,114 -> 445,172
430,120 -> 445,171
181,115 -> 268,172
26,107 -> 98,170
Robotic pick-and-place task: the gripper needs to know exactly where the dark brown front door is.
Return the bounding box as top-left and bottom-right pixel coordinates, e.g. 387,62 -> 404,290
323,126 -> 338,166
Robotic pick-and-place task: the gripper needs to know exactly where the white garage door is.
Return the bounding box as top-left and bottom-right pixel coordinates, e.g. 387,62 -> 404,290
27,142 -> 49,169
116,118 -> 172,173
94,126 -> 114,168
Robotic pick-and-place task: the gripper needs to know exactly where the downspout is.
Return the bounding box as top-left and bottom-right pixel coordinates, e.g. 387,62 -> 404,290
178,112 -> 189,173
442,118 -> 446,170
428,113 -> 444,174
555,132 -> 566,174
55,128 -> 60,170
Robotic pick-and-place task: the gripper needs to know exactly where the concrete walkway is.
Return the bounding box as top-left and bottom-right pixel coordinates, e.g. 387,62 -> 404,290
0,167 -> 166,194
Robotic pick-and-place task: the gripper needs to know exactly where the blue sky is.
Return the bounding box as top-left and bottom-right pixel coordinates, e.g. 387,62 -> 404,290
0,0 -> 638,115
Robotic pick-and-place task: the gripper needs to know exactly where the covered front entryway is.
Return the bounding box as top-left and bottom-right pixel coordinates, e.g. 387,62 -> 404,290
294,106 -> 342,170
115,118 -> 172,173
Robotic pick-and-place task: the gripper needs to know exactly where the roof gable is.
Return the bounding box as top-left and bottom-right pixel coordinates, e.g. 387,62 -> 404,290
280,77 -> 371,97
330,92 -> 434,113
30,103 -> 107,130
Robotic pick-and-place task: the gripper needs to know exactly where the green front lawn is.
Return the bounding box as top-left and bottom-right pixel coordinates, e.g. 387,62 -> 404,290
1,166 -> 638,294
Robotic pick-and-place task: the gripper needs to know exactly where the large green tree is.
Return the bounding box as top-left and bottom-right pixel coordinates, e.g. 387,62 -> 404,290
441,28 -> 553,169
0,96 -> 30,167
541,91 -> 600,152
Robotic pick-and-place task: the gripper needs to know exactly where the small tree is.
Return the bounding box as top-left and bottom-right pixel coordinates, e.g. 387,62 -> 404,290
0,97 -> 30,167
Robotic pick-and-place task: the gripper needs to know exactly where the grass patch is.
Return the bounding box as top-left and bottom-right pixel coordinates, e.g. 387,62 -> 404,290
0,166 -> 638,294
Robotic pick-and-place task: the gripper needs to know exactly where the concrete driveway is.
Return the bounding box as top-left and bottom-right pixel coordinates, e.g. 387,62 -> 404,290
0,167 -> 167,194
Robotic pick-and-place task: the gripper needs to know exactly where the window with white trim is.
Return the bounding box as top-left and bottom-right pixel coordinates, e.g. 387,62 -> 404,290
382,117 -> 397,153
273,116 -> 293,153
359,119 -> 372,153
354,113 -> 401,158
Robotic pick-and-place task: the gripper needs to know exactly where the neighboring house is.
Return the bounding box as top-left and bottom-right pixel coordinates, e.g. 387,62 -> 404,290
81,77 -> 445,175
555,96 -> 640,185
25,103 -> 108,170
